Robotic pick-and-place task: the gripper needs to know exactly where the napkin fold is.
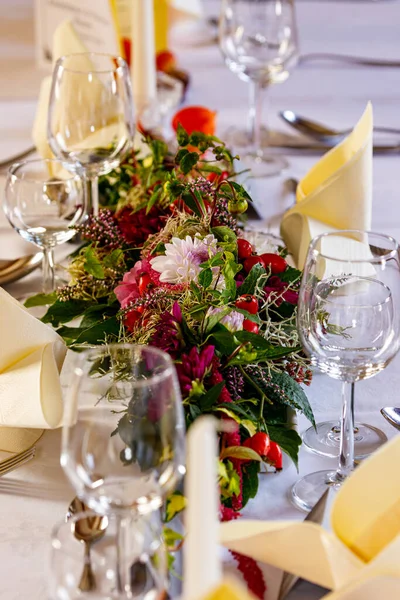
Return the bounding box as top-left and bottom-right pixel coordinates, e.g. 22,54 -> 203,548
32,19 -> 93,163
220,434 -> 400,593
280,103 -> 373,268
0,288 -> 66,452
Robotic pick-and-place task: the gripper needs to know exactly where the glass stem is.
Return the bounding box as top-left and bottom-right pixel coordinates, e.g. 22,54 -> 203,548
116,514 -> 132,594
248,80 -> 265,156
42,246 -> 55,293
83,173 -> 99,217
336,381 -> 355,481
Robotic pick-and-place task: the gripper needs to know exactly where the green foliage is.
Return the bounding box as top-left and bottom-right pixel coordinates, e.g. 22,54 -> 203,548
239,264 -> 266,296
41,299 -> 92,327
24,292 -> 57,308
57,316 -> 120,347
83,246 -> 105,279
241,461 -> 260,508
165,492 -> 187,523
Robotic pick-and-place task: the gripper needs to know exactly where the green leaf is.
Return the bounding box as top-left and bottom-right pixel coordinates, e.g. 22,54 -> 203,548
180,151 -> 199,175
175,148 -> 189,163
268,425 -> 302,469
211,226 -> 237,246
176,123 -> 189,147
103,248 -> 124,269
150,138 -> 168,164
163,527 -> 184,548
79,303 -> 118,328
198,268 -> 213,288
241,461 -> 260,508
83,247 -> 105,279
57,316 -> 120,346
181,191 -> 202,218
42,299 -> 91,326
24,292 -> 57,308
215,407 -> 256,437
279,265 -> 302,284
198,381 -> 225,411
229,180 -> 252,202
146,184 -> 162,213
204,306 -> 231,334
220,446 -> 261,462
234,330 -> 272,350
214,402 -> 256,421
165,492 -> 187,523
250,368 -> 315,426
238,263 -> 266,296
209,324 -> 238,355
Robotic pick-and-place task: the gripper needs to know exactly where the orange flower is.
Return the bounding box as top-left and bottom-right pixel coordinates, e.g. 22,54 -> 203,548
156,50 -> 177,73
172,106 -> 217,136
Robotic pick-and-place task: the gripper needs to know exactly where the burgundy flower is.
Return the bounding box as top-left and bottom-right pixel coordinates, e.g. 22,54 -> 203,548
264,275 -> 299,306
176,345 -> 215,395
116,206 -> 168,247
150,302 -> 183,358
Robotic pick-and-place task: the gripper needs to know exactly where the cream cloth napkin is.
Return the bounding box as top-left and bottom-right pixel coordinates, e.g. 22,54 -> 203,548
0,288 -> 66,452
280,103 -> 373,269
220,434 -> 400,595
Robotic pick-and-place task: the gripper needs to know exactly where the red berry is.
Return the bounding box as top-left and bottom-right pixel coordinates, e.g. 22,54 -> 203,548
243,256 -> 265,273
260,253 -> 287,274
138,273 -> 152,295
266,441 -> 283,470
243,319 -> 259,334
235,294 -> 258,315
207,170 -> 229,184
243,432 -> 271,458
237,238 -> 254,260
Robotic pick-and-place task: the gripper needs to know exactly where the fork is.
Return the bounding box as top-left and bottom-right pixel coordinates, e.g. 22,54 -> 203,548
0,446 -> 36,477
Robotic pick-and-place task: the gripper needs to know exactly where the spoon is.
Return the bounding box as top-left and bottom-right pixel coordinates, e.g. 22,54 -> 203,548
280,110 -> 400,145
68,497 -> 108,592
0,253 -> 42,285
381,407 -> 400,432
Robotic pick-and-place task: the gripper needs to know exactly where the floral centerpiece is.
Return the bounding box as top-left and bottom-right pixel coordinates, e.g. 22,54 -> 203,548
30,126 -> 314,596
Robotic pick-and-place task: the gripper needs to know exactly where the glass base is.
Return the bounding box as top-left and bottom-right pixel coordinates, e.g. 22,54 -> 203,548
223,126 -> 269,149
241,152 -> 288,178
291,469 -> 346,512
302,421 -> 388,460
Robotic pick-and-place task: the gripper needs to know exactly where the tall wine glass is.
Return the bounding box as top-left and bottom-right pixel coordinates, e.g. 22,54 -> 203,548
294,231 -> 400,512
4,158 -> 84,294
219,0 -> 298,177
48,53 -> 135,216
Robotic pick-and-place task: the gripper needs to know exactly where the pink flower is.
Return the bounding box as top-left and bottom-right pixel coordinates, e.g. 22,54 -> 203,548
176,345 -> 215,395
264,276 -> 299,306
114,259 -> 160,308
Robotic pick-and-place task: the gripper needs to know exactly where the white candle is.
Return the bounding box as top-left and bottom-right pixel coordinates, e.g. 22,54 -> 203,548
183,416 -> 222,599
131,0 -> 157,113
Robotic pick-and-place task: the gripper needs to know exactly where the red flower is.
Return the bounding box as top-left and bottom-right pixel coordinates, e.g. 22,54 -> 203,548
176,345 -> 215,395
116,206 -> 168,247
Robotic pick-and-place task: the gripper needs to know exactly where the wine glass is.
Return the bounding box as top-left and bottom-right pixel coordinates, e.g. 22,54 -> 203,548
4,158 -> 84,294
48,53 -> 135,216
50,510 -> 167,599
294,231 -> 400,512
219,0 -> 298,177
61,344 -> 186,515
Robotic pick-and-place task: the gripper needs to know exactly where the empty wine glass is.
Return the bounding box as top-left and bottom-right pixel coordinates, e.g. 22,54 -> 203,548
294,231 -> 400,511
219,0 -> 298,177
50,510 -> 167,599
4,158 -> 84,294
61,344 -> 186,515
48,53 -> 135,216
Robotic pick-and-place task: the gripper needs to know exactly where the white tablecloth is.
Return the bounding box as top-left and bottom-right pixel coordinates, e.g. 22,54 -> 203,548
1,1 -> 400,598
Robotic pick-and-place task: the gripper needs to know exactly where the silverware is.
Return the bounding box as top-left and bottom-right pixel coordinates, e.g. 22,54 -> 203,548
0,446 -> 36,477
0,253 -> 43,285
280,110 -> 400,145
300,53 -> 400,68
0,478 -> 69,500
279,489 -> 330,599
68,497 -> 108,592
381,407 -> 400,431
269,140 -> 400,154
0,146 -> 36,171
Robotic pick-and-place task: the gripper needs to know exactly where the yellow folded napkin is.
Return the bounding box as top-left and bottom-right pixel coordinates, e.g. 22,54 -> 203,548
280,103 -> 373,268
220,434 -> 400,592
32,19 -> 97,164
0,288 -> 66,453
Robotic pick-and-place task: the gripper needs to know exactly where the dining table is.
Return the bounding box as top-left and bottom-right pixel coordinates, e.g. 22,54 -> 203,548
1,0 -> 400,598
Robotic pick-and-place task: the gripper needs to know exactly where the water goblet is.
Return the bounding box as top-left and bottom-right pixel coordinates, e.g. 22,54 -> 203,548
48,53 -> 135,216
219,0 -> 298,176
4,158 -> 84,294
293,231 -> 400,512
